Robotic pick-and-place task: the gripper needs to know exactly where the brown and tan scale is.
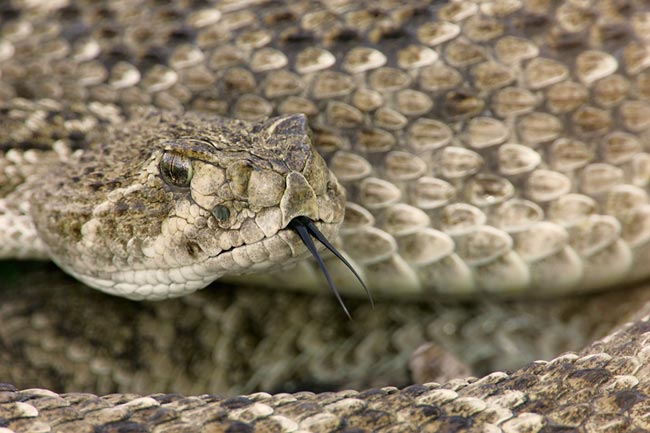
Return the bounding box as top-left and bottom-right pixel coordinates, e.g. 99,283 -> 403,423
6,0 -> 650,431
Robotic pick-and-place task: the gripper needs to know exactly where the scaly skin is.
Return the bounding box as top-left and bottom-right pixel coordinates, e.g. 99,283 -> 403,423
4,0 -> 650,298
26,108 -> 345,300
1,264 -> 649,432
4,0 -> 650,432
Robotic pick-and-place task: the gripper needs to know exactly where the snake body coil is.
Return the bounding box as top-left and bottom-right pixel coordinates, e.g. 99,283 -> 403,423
3,0 -> 650,431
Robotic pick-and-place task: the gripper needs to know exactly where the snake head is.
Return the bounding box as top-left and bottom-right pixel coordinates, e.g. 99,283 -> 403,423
31,110 -> 352,301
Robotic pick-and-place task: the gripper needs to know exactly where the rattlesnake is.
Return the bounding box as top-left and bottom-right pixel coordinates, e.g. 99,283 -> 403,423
4,0 -> 650,431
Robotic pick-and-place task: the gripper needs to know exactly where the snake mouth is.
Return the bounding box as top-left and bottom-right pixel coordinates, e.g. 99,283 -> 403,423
288,216 -> 372,318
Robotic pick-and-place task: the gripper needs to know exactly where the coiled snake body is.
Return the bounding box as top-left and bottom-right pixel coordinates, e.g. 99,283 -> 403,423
3,0 -> 650,431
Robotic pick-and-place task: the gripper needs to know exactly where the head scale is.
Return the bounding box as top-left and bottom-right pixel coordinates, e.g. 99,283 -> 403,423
31,110 -> 347,300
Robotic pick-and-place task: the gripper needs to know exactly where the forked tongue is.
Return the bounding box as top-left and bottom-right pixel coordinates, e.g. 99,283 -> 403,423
288,216 -> 373,319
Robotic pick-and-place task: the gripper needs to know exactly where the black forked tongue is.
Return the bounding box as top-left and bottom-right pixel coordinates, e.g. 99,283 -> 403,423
288,216 -> 373,319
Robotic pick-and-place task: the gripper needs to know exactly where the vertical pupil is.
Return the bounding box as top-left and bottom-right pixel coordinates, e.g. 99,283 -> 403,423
170,155 -> 183,182
161,152 -> 192,187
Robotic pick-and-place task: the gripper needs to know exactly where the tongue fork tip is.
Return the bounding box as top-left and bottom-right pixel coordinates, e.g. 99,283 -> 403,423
288,216 -> 374,317
291,220 -> 351,319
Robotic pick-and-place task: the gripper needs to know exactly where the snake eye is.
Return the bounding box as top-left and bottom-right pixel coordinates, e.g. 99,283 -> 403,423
211,204 -> 230,222
160,151 -> 193,188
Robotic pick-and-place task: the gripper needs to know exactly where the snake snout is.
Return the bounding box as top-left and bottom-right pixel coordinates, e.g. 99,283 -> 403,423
279,172 -> 320,227
288,216 -> 372,318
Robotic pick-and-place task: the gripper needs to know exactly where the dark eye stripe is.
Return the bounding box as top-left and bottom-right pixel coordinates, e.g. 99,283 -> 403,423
160,151 -> 193,188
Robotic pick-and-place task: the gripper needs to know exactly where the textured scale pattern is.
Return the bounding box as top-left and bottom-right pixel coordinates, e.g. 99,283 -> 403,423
3,305 -> 650,433
3,0 -> 650,297
6,0 -> 650,432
